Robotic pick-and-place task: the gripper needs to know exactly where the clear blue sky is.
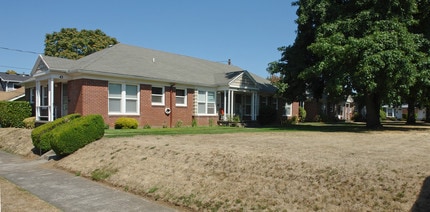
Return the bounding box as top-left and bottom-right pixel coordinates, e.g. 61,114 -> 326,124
0,1 -> 298,78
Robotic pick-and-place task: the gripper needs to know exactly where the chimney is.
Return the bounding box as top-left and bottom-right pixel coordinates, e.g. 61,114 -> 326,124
228,59 -> 231,65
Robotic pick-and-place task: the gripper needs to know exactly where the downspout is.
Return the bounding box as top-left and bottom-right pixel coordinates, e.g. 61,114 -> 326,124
170,84 -> 175,128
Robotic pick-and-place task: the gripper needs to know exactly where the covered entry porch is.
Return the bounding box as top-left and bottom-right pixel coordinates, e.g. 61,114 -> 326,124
217,89 -> 259,122
33,76 -> 69,122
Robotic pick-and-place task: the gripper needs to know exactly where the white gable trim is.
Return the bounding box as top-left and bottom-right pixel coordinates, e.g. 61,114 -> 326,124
228,71 -> 259,90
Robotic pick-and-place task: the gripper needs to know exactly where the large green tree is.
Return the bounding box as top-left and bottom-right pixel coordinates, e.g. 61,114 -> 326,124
271,0 -> 429,128
44,28 -> 118,60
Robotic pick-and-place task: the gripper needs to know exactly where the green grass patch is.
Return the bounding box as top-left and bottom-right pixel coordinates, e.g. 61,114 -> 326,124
104,126 -> 280,137
91,168 -> 118,181
103,122 -> 427,138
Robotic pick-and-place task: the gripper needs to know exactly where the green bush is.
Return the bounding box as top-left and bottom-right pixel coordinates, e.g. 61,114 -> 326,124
31,113 -> 81,153
49,114 -> 105,156
114,117 -> 138,129
380,110 -> 387,120
175,120 -> 183,128
192,118 -> 198,127
299,107 -> 307,122
23,117 -> 36,129
0,101 -> 32,128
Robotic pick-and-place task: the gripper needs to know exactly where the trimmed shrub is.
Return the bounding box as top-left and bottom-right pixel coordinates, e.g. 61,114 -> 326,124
299,107 -> 307,122
49,114 -> 105,156
114,117 -> 138,129
0,101 -> 32,128
23,117 -> 36,129
380,110 -> 387,120
31,113 -> 81,153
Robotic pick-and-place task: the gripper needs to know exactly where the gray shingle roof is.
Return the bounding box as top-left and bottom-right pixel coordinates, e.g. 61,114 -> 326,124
0,72 -> 31,82
73,44 -> 244,86
36,43 -> 276,92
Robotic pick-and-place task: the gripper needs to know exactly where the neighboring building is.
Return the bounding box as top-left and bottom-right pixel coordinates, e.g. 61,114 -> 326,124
382,105 -> 426,120
304,95 -> 354,122
0,72 -> 31,101
22,44 -> 299,127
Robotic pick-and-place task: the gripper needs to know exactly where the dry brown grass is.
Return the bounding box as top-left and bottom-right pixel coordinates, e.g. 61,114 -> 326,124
0,177 -> 60,212
1,127 -> 430,211
55,129 -> 430,211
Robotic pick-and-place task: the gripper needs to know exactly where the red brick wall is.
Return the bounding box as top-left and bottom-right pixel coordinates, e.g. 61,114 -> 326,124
68,79 -> 83,115
54,83 -> 62,117
104,84 -> 196,127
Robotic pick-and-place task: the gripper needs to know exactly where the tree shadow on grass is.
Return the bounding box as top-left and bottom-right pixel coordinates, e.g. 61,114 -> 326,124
411,176 -> 430,212
277,121 -> 430,133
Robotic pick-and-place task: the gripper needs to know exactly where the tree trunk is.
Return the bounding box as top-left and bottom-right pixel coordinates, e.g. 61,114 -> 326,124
426,104 -> 430,123
406,98 -> 416,125
365,93 -> 382,129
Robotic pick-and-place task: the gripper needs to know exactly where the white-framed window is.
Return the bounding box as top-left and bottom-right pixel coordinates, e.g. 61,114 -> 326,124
175,88 -> 187,106
41,86 -> 48,106
151,86 -> 165,106
29,88 -> 35,104
197,90 -> 216,115
272,98 -> 278,110
6,82 -> 15,91
260,96 -> 268,106
108,83 -> 139,115
245,94 -> 252,115
284,103 -> 292,116
386,108 -> 394,117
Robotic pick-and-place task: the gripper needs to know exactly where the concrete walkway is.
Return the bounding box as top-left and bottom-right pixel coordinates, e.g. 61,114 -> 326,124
0,151 -> 177,212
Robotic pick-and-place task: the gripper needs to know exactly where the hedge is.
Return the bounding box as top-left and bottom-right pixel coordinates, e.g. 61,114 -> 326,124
49,114 -> 105,156
31,114 -> 81,153
114,117 -> 138,129
0,101 -> 32,128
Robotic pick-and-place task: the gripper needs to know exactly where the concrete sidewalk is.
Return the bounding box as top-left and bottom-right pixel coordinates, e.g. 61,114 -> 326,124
0,151 -> 177,212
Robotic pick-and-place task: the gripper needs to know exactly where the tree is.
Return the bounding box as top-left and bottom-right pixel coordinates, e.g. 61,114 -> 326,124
6,70 -> 17,74
271,0 -> 429,128
44,28 -> 118,60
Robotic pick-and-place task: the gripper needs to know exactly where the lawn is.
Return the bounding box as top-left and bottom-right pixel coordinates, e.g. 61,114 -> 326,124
56,122 -> 430,211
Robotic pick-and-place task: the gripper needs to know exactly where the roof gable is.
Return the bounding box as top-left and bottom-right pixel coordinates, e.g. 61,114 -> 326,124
229,71 -> 258,90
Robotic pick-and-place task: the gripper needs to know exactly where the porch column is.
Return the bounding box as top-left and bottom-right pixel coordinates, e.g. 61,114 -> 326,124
251,92 -> 255,120
48,77 -> 54,121
223,90 -> 227,121
255,94 -> 259,120
230,90 -> 234,118
35,80 -> 41,121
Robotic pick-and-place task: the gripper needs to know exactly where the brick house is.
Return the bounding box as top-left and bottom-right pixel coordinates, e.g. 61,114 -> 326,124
22,44 -> 298,127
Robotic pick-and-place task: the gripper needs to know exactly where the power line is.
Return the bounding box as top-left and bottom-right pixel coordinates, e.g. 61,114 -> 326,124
0,46 -> 42,55
0,65 -> 32,70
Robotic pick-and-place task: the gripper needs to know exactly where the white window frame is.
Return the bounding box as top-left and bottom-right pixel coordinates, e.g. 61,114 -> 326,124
175,88 -> 187,107
386,107 -> 395,117
42,86 -> 48,106
29,87 -> 35,104
197,90 -> 216,115
151,86 -> 165,106
284,103 -> 292,116
108,83 -> 140,115
244,94 -> 252,116
272,98 -> 278,110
